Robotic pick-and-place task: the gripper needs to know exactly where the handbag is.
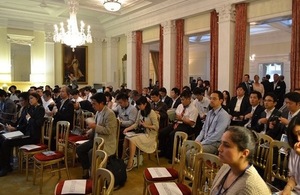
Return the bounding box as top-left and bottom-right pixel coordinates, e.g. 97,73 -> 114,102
134,126 -> 146,134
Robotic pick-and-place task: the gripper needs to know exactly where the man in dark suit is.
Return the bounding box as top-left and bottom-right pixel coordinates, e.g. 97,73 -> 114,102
0,89 -> 17,125
49,86 -> 74,150
261,74 -> 273,95
159,87 -> 173,109
170,87 -> 181,109
272,74 -> 286,109
258,93 -> 282,140
228,85 -> 250,126
150,89 -> 168,129
239,74 -> 253,95
243,91 -> 264,132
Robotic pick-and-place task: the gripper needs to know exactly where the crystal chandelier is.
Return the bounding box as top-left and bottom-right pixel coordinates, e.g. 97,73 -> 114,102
53,0 -> 92,52
103,0 -> 121,12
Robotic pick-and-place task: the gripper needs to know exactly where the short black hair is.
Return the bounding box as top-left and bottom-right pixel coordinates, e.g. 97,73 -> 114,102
0,89 -> 7,97
250,91 -> 262,99
70,89 -> 79,96
180,90 -> 192,99
116,93 -> 129,101
171,87 -> 180,96
193,87 -> 205,95
159,87 -> 167,93
91,93 -> 107,104
104,91 -> 112,101
43,90 -> 52,97
150,89 -> 160,97
284,92 -> 300,103
8,85 -> 16,92
264,92 -> 278,102
18,92 -> 29,101
211,90 -> 224,100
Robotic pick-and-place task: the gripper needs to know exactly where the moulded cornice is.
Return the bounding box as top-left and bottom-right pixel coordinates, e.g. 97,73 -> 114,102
7,34 -> 34,45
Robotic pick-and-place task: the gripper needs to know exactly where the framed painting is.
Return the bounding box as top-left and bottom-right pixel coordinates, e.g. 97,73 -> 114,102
62,45 -> 88,84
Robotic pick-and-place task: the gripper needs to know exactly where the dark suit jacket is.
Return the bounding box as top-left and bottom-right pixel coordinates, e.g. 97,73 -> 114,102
151,101 -> 168,128
228,96 -> 250,117
162,96 -> 173,109
239,82 -> 253,95
272,81 -> 286,109
26,105 -> 45,141
243,105 -> 264,132
261,80 -> 272,94
259,109 -> 282,140
171,98 -> 181,109
54,99 -> 74,130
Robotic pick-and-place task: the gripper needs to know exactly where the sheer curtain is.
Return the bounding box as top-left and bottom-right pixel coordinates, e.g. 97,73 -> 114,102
291,0 -> 300,90
210,10 -> 219,92
233,3 -> 247,90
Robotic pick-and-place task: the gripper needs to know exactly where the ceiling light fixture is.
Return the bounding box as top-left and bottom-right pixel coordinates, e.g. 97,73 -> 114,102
103,0 -> 121,12
53,0 -> 92,52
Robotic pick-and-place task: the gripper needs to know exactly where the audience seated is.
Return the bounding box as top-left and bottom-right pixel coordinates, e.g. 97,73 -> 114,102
122,96 -> 159,171
150,89 -> 168,129
76,93 -> 117,178
170,87 -> 181,109
258,93 -> 282,140
228,85 -> 250,126
243,91 -> 264,132
0,89 -> 17,125
158,87 -> 173,109
210,126 -> 271,194
159,90 -> 198,159
195,90 -> 231,154
192,87 -> 210,130
0,92 -> 45,177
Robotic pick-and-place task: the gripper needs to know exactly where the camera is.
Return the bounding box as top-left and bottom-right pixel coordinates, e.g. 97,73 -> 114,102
48,104 -> 54,111
269,115 -> 280,123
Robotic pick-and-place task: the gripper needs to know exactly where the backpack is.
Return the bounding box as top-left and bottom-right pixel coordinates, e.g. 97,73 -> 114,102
106,155 -> 127,189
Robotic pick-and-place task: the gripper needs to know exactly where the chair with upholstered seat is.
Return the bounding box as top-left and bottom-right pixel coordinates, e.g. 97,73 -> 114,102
19,117 -> 53,181
192,153 -> 223,194
147,140 -> 202,195
142,131 -> 188,195
266,140 -> 291,184
33,121 -> 71,194
94,168 -> 115,195
54,149 -> 108,195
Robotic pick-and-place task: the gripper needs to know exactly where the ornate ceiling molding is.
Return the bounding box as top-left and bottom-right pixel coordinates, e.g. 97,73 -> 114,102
7,34 -> 34,45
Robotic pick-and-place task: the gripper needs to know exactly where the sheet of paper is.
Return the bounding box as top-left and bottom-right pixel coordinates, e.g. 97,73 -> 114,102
125,132 -> 138,138
19,144 -> 41,150
42,151 -> 56,156
61,180 -> 86,194
2,131 -> 24,139
75,140 -> 89,145
148,167 -> 172,178
154,182 -> 183,195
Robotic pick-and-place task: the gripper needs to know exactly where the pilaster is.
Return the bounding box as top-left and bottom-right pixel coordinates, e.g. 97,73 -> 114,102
126,32 -> 137,90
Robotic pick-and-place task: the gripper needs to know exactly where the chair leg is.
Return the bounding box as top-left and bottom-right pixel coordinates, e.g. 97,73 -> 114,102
65,158 -> 70,179
39,165 -> 44,194
26,154 -> 29,181
19,150 -> 23,173
137,149 -> 140,170
33,161 -> 36,185
57,162 -> 61,178
143,179 -> 147,195
72,145 -> 76,167
155,150 -> 160,166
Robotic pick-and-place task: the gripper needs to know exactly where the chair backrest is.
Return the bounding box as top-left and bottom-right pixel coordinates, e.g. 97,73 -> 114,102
94,168 -> 115,195
192,153 -> 223,195
41,117 -> 54,149
82,111 -> 95,129
56,121 -> 70,155
73,110 -> 84,129
91,137 -> 105,179
253,133 -> 273,174
179,140 -> 203,183
92,150 -> 108,195
172,131 -> 188,168
167,109 -> 176,123
266,140 -> 291,183
115,119 -> 120,158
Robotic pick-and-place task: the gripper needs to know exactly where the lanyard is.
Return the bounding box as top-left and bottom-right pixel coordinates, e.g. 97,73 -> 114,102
204,107 -> 222,139
217,164 -> 251,195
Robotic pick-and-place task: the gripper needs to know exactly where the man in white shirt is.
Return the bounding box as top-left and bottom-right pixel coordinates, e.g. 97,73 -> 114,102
193,87 -> 210,121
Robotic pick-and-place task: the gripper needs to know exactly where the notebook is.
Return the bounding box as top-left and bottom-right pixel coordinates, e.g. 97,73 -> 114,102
2,131 -> 24,139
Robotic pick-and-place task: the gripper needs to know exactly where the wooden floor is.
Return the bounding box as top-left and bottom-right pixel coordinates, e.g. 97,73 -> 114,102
0,154 -> 170,195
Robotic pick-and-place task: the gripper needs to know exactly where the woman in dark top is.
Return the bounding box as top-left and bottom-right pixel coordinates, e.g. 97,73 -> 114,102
0,92 -> 45,177
222,90 -> 231,113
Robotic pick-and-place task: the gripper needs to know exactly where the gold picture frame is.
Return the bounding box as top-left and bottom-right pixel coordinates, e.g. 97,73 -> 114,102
62,45 -> 88,84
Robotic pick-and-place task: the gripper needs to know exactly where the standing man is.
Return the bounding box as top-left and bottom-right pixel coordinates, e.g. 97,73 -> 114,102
239,74 -> 253,95
261,74 -> 273,94
272,74 -> 286,109
195,91 -> 231,154
76,93 -> 117,179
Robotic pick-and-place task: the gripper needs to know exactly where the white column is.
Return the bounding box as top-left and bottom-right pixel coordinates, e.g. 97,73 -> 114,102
126,32 -> 136,90
93,38 -> 103,85
44,32 -> 55,87
161,21 -> 176,93
142,44 -> 150,89
216,4 -> 236,93
106,37 -> 118,89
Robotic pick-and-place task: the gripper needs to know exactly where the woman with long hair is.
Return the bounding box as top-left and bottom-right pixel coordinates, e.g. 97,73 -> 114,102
210,126 -> 271,194
122,96 -> 159,171
222,90 -> 230,113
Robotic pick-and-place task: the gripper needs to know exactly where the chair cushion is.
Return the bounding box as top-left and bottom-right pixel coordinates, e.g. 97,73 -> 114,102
21,144 -> 48,152
144,168 -> 178,182
55,179 -> 93,195
68,134 -> 88,143
34,151 -> 64,161
148,183 -> 191,195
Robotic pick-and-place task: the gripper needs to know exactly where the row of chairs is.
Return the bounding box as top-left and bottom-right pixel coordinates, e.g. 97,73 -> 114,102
252,132 -> 291,187
143,131 -> 223,195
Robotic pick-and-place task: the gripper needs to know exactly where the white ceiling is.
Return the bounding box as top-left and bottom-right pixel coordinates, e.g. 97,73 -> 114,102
0,0 -> 167,32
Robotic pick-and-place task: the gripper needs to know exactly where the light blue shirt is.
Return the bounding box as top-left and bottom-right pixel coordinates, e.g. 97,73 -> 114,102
196,106 -> 230,145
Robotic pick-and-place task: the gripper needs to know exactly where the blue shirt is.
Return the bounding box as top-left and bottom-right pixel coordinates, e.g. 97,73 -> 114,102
196,106 -> 230,145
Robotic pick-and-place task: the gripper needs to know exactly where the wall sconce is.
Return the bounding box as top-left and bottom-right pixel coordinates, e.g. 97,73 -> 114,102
249,54 -> 256,61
